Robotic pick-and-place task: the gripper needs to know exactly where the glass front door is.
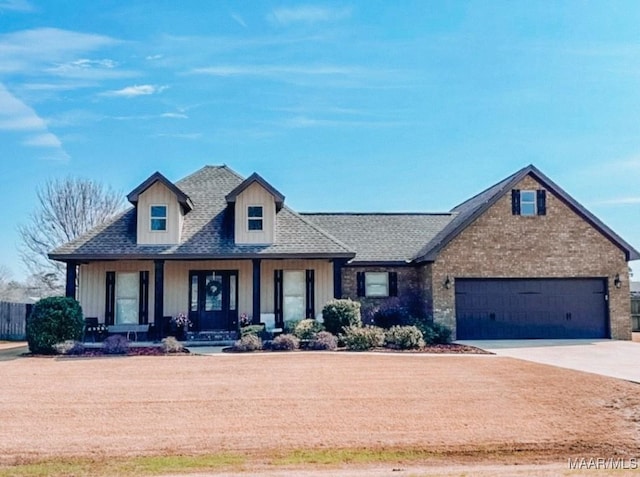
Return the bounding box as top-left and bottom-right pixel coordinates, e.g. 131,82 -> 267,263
189,270 -> 238,330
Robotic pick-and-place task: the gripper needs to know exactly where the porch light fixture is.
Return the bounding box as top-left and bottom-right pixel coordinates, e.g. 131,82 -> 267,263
614,273 -> 622,289
443,276 -> 452,289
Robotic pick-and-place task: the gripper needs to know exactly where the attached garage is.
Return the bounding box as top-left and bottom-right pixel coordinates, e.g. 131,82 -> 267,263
455,278 -> 609,339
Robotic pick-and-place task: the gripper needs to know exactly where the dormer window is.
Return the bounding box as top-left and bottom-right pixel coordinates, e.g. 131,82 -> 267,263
150,205 -> 168,231
248,206 -> 263,231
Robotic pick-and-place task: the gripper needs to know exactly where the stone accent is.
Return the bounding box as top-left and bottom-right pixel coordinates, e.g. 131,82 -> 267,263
341,265 -> 428,324
431,174 -> 631,340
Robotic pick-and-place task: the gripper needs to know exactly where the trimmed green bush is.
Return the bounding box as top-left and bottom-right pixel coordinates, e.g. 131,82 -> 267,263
341,325 -> 385,351
384,325 -> 425,350
233,334 -> 262,352
414,320 -> 453,345
283,319 -> 301,334
293,319 -> 324,340
26,296 -> 84,354
373,303 -> 412,329
103,334 -> 130,354
241,324 -> 265,337
322,299 -> 362,335
308,331 -> 338,351
271,333 -> 300,351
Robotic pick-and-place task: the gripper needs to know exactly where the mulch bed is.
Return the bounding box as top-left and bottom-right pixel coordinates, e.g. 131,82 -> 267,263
22,347 -> 190,358
223,343 -> 492,354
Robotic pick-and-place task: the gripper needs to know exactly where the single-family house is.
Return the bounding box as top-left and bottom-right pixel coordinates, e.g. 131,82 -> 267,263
49,164 -> 639,340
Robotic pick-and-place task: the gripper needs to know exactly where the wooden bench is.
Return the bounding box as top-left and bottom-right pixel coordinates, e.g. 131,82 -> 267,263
107,324 -> 150,342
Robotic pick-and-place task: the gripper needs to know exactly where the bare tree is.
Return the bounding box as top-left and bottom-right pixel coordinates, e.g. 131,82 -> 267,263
18,177 -> 125,294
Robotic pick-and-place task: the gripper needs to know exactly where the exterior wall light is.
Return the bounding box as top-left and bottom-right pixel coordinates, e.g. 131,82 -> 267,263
614,274 -> 622,289
444,276 -> 452,289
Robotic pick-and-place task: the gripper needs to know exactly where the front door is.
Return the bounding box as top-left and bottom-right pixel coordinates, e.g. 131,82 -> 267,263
189,270 -> 238,331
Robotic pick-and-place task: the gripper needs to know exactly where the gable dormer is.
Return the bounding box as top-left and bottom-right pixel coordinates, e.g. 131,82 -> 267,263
225,173 -> 285,245
127,172 -> 193,245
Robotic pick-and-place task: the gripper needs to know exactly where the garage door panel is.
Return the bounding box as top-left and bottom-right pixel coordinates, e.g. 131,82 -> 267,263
455,278 -> 608,340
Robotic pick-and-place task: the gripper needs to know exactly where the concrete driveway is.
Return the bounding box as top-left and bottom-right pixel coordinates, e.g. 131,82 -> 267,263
457,339 -> 640,383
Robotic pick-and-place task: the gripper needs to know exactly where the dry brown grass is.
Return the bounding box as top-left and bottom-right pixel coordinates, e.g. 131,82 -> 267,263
0,351 -> 638,467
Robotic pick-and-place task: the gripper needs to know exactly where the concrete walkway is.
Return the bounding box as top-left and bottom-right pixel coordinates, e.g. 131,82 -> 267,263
457,339 -> 640,383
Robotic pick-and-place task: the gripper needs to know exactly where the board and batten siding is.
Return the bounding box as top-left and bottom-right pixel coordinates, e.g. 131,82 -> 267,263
136,181 -> 183,245
163,260 -> 253,317
79,259 -> 334,323
234,182 -> 276,244
79,261 -> 155,321
260,259 -> 333,319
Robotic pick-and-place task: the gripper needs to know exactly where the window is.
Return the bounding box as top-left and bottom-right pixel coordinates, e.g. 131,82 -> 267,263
283,270 -> 305,321
150,205 -> 167,231
511,189 -> 546,216
365,272 -> 389,297
519,191 -> 536,216
247,206 -> 263,231
115,272 -> 139,324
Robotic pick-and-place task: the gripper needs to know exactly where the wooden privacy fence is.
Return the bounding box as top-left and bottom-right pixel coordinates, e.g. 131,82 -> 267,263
632,297 -> 640,332
0,301 -> 30,340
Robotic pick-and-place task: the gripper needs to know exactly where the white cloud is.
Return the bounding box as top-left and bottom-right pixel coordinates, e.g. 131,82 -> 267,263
46,58 -> 136,80
103,84 -> 168,97
146,54 -> 163,60
230,12 -> 247,28
154,132 -> 202,140
161,112 -> 188,119
268,5 -> 351,25
0,28 -> 119,75
0,0 -> 34,12
0,83 -> 69,161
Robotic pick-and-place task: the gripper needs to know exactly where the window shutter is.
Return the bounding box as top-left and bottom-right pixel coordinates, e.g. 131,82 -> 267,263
356,272 -> 365,297
389,272 -> 398,297
105,271 -> 116,326
536,190 -> 546,216
511,189 -> 521,215
139,271 -> 149,324
305,269 -> 315,319
274,269 -> 283,327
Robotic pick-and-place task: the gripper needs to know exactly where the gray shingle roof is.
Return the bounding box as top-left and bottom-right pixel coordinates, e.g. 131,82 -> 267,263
301,213 -> 456,263
50,166 -> 354,260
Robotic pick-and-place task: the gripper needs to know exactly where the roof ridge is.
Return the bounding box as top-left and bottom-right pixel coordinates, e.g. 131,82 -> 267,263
301,212 -> 454,216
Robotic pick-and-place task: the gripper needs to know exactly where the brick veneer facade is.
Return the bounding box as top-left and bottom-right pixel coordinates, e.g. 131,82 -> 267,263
341,265 -> 429,324
430,175 -> 631,340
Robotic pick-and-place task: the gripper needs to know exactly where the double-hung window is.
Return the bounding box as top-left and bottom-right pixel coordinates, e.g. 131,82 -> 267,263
150,205 -> 167,231
512,189 -> 546,216
248,206 -> 263,231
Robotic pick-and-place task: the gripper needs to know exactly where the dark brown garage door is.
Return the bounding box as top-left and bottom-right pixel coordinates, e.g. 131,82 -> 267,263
455,278 -> 608,339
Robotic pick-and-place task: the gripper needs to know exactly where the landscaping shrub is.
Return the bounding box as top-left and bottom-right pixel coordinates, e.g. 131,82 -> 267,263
322,299 -> 362,335
384,325 -> 425,350
161,336 -> 184,353
283,319 -> 301,334
103,334 -> 130,355
308,331 -> 338,351
373,303 -> 412,329
271,333 -> 300,351
341,325 -> 384,351
232,334 -> 262,352
241,324 -> 265,337
26,296 -> 84,354
414,319 -> 452,345
293,319 -> 324,340
54,340 -> 85,355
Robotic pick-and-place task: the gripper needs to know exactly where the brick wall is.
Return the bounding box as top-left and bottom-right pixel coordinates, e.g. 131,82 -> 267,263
431,174 -> 631,340
341,265 -> 428,324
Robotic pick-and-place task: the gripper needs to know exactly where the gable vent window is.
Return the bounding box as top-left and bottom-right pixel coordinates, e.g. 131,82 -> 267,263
248,206 -> 263,231
150,205 -> 167,231
512,189 -> 546,216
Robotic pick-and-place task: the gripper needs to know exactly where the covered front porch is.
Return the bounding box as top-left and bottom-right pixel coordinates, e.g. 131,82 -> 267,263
66,257 -> 348,337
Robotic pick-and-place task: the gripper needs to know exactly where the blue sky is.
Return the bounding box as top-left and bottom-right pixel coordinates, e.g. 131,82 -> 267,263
2,0 -> 640,280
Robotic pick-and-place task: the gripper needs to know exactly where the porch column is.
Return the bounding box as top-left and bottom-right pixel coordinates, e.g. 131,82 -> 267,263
154,260 -> 165,331
333,259 -> 347,299
252,259 -> 261,324
65,261 -> 78,299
